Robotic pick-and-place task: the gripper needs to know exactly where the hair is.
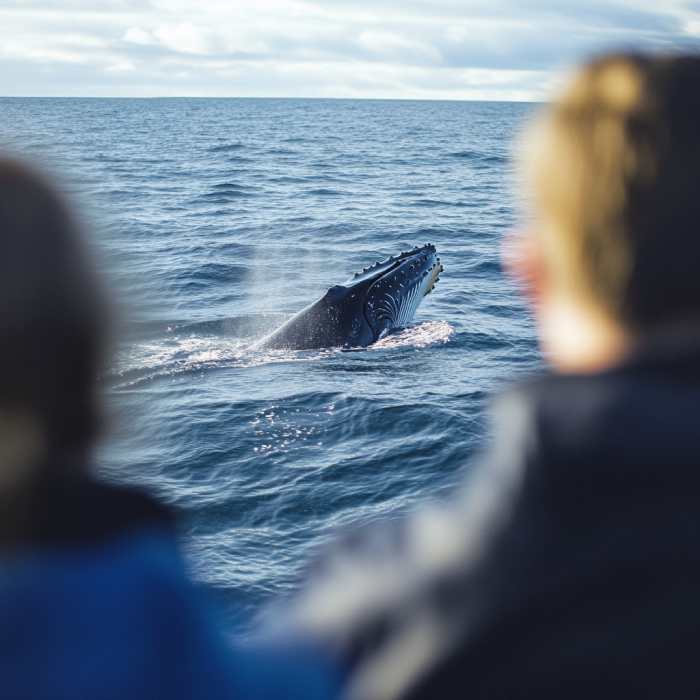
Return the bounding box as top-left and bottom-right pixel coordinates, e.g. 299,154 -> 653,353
0,158 -> 106,463
524,53 -> 700,329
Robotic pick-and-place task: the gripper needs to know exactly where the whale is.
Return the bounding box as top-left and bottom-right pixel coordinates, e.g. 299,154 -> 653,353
254,244 -> 443,351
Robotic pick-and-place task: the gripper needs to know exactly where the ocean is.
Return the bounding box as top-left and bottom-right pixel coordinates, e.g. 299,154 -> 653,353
0,97 -> 542,635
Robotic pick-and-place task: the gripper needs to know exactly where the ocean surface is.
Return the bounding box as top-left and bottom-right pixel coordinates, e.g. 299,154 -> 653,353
0,98 -> 542,636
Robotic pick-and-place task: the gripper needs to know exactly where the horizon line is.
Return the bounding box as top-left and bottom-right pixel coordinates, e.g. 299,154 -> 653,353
0,94 -> 543,103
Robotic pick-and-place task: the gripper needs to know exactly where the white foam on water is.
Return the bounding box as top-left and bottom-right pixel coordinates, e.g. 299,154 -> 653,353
371,320 -> 454,350
106,320 -> 454,390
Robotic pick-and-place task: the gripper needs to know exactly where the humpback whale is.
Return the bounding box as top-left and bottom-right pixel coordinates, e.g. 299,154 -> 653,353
255,244 -> 443,351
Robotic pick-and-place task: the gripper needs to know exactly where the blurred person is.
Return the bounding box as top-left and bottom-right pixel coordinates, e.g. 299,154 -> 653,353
283,54 -> 700,699
0,159 -> 337,700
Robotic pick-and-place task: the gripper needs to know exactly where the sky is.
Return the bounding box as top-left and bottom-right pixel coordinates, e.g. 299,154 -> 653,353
2,0 -> 700,100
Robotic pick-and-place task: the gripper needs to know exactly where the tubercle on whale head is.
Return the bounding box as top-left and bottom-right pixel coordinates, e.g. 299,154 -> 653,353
347,244 -> 437,284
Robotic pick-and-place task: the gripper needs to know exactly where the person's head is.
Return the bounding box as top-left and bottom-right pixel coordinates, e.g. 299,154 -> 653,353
0,158 -> 106,490
511,53 -> 700,372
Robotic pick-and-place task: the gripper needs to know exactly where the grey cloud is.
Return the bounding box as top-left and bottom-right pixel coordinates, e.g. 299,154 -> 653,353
515,0 -> 683,32
435,22 -> 698,71
237,7 -> 698,72
301,0 -> 688,30
2,0 -> 151,9
2,0 -> 700,98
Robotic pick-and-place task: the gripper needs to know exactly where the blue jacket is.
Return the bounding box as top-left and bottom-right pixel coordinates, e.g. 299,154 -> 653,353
0,476 -> 337,700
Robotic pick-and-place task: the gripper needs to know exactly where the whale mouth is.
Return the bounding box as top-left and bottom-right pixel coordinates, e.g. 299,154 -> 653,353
344,243 -> 443,342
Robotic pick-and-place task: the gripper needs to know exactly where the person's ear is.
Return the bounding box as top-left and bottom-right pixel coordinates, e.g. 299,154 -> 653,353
0,408 -> 46,491
501,228 -> 544,308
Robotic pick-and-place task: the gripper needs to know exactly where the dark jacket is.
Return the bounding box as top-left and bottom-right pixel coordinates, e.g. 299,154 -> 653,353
0,474 -> 337,700
293,348 -> 700,699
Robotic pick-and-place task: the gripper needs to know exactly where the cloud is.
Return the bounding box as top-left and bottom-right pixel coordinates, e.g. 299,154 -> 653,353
356,31 -> 442,64
123,27 -> 154,45
1,0 -> 700,98
152,23 -> 213,55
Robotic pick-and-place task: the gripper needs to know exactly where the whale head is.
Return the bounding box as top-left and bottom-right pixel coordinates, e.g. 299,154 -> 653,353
255,244 -> 443,351
340,243 -> 443,344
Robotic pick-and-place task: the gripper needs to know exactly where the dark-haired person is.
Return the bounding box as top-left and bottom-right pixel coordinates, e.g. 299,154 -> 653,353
0,160 -> 337,700
285,54 -> 700,699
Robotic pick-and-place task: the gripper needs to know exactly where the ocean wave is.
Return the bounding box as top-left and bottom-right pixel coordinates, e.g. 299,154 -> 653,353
208,143 -> 247,152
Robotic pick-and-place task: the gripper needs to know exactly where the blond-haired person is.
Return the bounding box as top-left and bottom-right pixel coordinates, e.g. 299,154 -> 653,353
287,54 -> 700,700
